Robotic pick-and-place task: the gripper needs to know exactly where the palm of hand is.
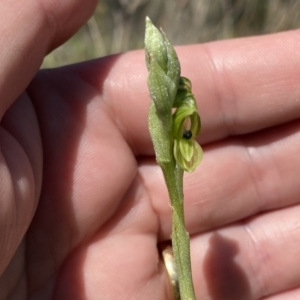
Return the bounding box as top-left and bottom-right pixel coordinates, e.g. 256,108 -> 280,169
1,37 -> 300,300
1,55 -> 172,299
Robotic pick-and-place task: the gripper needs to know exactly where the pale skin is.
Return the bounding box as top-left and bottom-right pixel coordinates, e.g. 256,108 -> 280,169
1,1 -> 300,299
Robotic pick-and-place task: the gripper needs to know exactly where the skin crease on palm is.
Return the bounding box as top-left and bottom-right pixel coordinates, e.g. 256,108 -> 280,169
0,1 -> 300,300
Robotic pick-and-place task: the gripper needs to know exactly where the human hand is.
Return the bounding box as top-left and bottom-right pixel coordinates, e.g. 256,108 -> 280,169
1,1 -> 300,299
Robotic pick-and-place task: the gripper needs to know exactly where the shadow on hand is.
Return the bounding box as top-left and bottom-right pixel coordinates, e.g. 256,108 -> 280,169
203,233 -> 252,300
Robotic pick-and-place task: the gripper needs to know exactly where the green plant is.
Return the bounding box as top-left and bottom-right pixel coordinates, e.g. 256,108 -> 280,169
145,17 -> 203,300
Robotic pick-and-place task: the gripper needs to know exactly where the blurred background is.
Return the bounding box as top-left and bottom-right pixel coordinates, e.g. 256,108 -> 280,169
42,0 -> 300,68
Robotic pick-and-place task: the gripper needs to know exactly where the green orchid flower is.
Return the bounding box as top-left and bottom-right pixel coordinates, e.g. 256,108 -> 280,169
173,77 -> 203,172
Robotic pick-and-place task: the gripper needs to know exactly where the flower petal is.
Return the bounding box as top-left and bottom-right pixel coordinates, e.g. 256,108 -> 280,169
189,142 -> 203,171
179,139 -> 194,162
173,138 -> 203,172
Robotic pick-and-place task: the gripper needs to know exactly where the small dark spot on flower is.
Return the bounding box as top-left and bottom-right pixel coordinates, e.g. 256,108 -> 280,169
183,130 -> 192,140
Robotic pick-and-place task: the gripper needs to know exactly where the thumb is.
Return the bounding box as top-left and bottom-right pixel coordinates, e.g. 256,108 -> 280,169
0,0 -> 97,276
0,0 -> 97,119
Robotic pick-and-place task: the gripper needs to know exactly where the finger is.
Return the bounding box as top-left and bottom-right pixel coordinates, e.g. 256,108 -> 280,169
139,119 -> 300,239
262,287 -> 300,299
84,29 -> 300,155
0,0 -> 97,118
0,123 -> 36,273
180,30 -> 300,144
190,205 -> 300,300
0,0 -> 97,280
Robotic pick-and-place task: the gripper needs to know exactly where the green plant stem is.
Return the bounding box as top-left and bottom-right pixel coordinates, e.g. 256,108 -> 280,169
161,161 -> 196,300
148,99 -> 196,299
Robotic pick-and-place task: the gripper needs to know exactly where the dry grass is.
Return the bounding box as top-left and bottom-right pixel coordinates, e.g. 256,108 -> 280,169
42,0 -> 300,68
